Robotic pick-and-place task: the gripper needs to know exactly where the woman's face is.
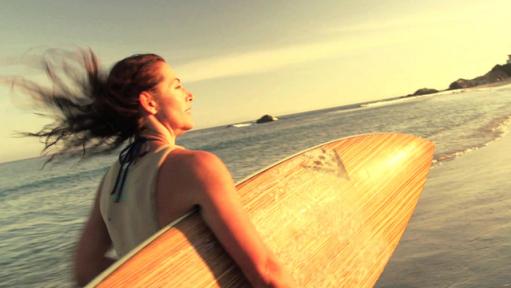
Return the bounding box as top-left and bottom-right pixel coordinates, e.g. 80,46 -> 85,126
152,62 -> 194,137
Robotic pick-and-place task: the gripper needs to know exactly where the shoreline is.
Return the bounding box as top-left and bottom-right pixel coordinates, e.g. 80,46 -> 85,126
401,78 -> 511,99
377,123 -> 511,287
433,114 -> 511,165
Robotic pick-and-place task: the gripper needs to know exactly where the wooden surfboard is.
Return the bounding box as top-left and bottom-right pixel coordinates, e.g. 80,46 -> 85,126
87,133 -> 435,287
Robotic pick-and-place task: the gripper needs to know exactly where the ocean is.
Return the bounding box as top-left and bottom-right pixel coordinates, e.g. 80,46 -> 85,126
1,85 -> 511,287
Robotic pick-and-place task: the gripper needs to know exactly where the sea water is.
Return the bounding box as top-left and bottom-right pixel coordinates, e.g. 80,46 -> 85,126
1,86 -> 511,287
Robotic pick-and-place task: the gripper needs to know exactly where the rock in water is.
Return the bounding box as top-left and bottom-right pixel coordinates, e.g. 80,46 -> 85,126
256,114 -> 278,124
411,88 -> 439,96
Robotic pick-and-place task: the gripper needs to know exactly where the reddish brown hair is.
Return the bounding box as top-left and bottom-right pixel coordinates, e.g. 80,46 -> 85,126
12,49 -> 165,164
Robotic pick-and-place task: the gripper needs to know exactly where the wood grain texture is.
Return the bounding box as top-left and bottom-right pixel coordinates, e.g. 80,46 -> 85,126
88,133 -> 435,288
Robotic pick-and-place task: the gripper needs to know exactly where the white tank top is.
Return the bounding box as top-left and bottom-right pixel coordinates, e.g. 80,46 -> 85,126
98,145 -> 174,257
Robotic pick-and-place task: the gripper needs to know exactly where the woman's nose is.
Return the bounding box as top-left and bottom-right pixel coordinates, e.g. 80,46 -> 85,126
186,88 -> 193,102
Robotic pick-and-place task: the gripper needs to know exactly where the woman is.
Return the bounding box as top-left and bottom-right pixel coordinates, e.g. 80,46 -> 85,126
18,50 -> 294,287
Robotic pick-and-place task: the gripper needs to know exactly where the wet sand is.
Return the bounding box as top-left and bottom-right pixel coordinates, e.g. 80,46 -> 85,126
377,132 -> 511,287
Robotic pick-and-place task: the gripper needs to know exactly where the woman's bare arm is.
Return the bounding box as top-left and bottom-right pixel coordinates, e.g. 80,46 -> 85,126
73,189 -> 115,286
169,150 -> 295,287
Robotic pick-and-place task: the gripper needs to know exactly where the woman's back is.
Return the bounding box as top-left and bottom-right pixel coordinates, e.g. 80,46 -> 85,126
98,144 -> 175,257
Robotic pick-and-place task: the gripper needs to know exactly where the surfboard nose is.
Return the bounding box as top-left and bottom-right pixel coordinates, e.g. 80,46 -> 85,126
327,133 -> 435,181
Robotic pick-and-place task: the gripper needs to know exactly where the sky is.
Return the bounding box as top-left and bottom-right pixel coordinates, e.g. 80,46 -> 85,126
1,0 -> 510,162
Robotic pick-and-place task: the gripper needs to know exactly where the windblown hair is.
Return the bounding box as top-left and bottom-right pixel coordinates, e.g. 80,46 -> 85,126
12,49 -> 165,164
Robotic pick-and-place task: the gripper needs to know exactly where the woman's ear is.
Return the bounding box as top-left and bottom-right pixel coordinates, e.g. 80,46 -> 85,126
138,91 -> 159,115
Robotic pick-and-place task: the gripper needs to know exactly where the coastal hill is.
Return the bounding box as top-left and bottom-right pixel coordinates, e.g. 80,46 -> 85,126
406,57 -> 511,97
448,63 -> 511,89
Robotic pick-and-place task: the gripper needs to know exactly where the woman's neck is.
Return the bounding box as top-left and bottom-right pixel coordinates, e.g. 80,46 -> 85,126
138,129 -> 176,152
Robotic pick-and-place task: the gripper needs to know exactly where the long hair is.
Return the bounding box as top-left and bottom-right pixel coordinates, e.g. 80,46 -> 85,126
10,49 -> 165,164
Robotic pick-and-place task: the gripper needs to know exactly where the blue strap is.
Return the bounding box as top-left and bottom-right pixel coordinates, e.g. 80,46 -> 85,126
111,137 -> 149,203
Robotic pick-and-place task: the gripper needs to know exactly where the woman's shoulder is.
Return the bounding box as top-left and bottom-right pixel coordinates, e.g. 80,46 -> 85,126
162,148 -> 227,176
158,148 -> 233,202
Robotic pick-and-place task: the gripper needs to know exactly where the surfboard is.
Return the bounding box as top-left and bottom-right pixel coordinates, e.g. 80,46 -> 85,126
87,133 -> 435,287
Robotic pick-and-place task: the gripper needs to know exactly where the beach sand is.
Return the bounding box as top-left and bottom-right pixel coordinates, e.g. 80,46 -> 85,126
377,132 -> 511,287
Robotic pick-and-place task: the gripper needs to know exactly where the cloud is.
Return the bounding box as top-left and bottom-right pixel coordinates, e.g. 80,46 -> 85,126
175,9 -> 471,84
176,35 -> 394,83
325,13 -> 466,35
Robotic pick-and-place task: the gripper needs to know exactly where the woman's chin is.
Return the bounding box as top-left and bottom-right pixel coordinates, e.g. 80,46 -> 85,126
176,124 -> 194,137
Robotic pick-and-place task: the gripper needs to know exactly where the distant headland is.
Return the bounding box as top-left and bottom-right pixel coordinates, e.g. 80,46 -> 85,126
407,55 -> 511,97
